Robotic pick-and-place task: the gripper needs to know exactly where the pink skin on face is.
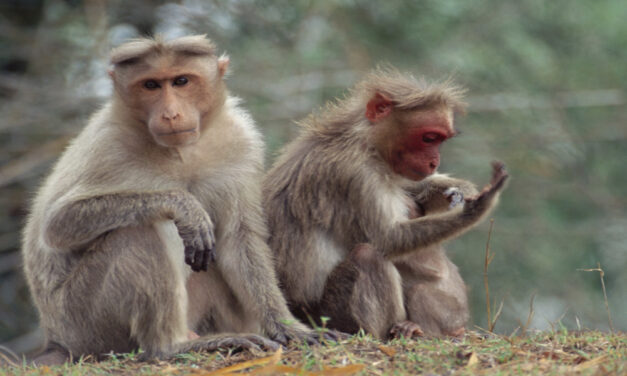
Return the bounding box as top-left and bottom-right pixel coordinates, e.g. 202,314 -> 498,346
365,93 -> 456,181
392,124 -> 454,180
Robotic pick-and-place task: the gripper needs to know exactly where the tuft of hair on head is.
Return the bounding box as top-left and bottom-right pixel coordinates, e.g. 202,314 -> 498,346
110,34 -> 217,67
357,66 -> 468,114
301,67 -> 467,135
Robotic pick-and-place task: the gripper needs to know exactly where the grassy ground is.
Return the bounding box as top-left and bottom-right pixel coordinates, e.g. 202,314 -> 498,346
1,329 -> 624,375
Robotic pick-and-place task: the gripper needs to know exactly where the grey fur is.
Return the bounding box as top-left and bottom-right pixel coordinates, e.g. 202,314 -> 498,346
263,70 -> 507,338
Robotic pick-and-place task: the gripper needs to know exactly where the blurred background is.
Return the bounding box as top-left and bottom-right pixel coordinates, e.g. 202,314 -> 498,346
1,0 -> 625,355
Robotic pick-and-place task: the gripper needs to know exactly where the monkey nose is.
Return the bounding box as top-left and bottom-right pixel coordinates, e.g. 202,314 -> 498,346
429,161 -> 438,172
162,113 -> 180,121
161,111 -> 180,120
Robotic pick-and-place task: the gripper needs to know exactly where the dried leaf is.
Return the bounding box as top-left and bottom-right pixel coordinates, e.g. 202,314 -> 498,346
310,364 -> 366,375
539,351 -> 557,360
466,352 -> 479,367
160,364 -> 181,374
377,344 -> 396,357
198,347 -> 282,375
574,355 -> 608,371
248,364 -> 304,375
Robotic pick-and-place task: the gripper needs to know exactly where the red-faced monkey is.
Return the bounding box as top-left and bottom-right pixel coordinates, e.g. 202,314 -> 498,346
263,69 -> 508,339
22,35 -> 317,365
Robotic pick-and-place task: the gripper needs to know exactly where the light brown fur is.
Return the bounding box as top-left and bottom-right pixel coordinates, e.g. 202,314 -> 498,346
263,69 -> 507,339
396,174 -> 479,336
22,35 -> 314,364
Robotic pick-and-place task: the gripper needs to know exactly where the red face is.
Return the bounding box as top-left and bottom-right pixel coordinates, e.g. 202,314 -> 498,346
366,94 -> 456,181
390,126 -> 451,180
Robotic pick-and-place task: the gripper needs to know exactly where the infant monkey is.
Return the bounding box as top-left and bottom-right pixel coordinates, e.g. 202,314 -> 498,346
395,175 -> 480,337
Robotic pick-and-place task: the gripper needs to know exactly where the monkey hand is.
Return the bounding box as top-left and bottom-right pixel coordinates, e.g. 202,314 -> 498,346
173,196 -> 216,272
462,161 -> 508,217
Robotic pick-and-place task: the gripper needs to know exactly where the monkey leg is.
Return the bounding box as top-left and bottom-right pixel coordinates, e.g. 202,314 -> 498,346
186,263 -> 264,336
129,222 -> 278,359
41,222 -> 273,361
318,244 -> 413,340
38,223 -> 190,359
396,246 -> 469,337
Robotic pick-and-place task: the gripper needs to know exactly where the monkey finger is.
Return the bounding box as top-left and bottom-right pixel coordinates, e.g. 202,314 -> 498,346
490,161 -> 508,183
215,337 -> 258,352
491,160 -> 506,174
200,249 -> 210,271
303,334 -> 319,346
208,247 -> 216,263
187,248 -> 205,272
272,332 -> 288,346
491,169 -> 509,192
184,246 -> 195,267
389,320 -> 423,339
193,249 -> 206,272
192,249 -> 205,271
201,231 -> 215,261
321,330 -> 342,342
244,335 -> 281,352
199,224 -> 214,247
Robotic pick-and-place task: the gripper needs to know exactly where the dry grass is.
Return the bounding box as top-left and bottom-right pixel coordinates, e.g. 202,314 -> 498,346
1,329 -> 624,375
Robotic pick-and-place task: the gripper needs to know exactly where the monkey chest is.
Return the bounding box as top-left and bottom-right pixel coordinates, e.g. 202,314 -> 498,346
376,186 -> 413,224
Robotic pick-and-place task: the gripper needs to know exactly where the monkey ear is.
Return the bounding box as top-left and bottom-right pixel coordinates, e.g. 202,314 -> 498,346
218,54 -> 230,78
365,93 -> 394,122
107,69 -> 115,79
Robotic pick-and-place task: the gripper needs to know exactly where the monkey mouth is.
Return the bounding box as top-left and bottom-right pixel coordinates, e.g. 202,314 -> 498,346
406,168 -> 430,180
157,128 -> 197,136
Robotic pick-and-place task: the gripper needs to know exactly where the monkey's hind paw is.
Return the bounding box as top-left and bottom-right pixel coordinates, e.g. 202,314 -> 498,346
183,334 -> 280,355
446,327 -> 466,338
389,320 -> 424,339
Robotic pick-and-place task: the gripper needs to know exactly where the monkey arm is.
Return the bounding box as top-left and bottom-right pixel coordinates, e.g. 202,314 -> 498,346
43,191 -> 214,266
377,211 -> 477,258
378,163 -> 507,258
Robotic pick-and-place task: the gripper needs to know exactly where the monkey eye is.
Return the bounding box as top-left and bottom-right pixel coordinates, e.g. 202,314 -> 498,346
422,132 -> 442,144
143,80 -> 160,90
174,76 -> 189,86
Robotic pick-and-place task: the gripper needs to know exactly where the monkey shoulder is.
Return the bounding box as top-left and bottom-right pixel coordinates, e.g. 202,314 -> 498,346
224,96 -> 264,152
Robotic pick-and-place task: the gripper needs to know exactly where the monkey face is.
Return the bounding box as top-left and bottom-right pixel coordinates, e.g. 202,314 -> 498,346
371,102 -> 456,181
112,54 -> 225,148
145,82 -> 201,147
389,126 -> 449,180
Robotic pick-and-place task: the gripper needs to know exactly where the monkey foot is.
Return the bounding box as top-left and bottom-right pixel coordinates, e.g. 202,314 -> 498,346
446,327 -> 466,338
181,334 -> 280,356
188,330 -> 200,340
31,348 -> 70,366
389,320 -> 424,339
